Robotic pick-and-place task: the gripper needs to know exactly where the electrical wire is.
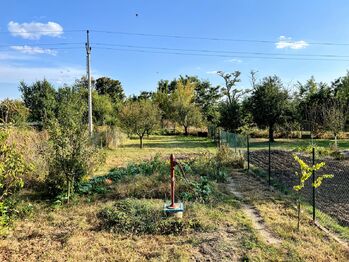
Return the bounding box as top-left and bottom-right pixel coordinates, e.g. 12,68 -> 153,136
93,46 -> 349,62
93,43 -> 349,58
90,30 -> 349,46
1,28 -> 349,46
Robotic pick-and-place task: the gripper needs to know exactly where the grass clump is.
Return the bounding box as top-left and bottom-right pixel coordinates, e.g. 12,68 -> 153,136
78,155 -> 168,195
188,145 -> 244,183
293,144 -> 332,156
98,198 -> 205,235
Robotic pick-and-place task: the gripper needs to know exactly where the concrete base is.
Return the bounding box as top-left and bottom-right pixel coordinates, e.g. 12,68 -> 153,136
164,202 -> 184,218
340,150 -> 349,159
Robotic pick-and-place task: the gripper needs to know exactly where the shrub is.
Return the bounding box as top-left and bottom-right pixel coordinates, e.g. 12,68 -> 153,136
93,126 -> 127,149
0,129 -> 32,230
189,146 -> 243,183
45,87 -> 103,200
215,145 -> 244,169
0,130 -> 31,202
6,127 -> 48,187
293,145 -> 332,156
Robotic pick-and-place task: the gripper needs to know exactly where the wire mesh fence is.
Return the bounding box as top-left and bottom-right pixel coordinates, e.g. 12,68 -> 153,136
220,130 -> 247,152
219,131 -> 349,239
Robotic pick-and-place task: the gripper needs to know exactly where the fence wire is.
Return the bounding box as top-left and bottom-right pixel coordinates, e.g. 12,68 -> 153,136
219,131 -> 349,239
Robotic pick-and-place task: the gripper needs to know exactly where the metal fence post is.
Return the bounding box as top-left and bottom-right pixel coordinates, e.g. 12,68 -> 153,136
268,138 -> 271,185
234,134 -> 237,153
312,147 -> 316,222
247,135 -> 250,171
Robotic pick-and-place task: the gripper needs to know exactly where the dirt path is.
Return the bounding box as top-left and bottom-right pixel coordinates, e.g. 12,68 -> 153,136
227,174 -> 281,245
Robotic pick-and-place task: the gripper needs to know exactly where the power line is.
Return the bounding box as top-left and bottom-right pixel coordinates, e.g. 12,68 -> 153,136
93,46 -> 349,62
94,43 -> 349,58
1,28 -> 349,46
2,41 -> 348,59
90,30 -> 349,46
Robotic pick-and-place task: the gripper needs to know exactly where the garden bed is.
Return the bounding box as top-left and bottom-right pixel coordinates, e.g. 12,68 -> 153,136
250,150 -> 349,227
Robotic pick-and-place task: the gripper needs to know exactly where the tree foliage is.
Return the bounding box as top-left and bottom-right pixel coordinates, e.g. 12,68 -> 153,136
46,87 -> 99,199
95,77 -> 125,103
19,79 -> 57,124
118,100 -> 160,148
0,99 -> 29,125
194,80 -> 221,125
247,76 -> 289,141
293,155 -> 333,230
172,80 -> 203,135
92,92 -> 116,125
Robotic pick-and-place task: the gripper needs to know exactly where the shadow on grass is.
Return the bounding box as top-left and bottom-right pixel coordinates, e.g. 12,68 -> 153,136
123,136 -> 216,149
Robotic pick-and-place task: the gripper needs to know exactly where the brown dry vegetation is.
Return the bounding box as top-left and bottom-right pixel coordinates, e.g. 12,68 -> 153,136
0,135 -> 348,261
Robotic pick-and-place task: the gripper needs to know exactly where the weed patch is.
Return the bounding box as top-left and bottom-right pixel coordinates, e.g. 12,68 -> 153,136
98,199 -> 206,235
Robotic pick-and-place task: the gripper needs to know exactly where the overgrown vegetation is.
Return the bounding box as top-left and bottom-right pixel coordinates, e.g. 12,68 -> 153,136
46,87 -> 103,201
98,199 -> 206,235
1,69 -> 349,260
0,130 -> 32,232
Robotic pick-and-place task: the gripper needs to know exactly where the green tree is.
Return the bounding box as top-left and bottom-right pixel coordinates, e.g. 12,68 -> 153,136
323,100 -> 346,148
248,76 -> 289,141
46,87 -> 98,200
194,80 -> 221,125
131,91 -> 154,101
92,92 -> 116,125
217,71 -> 249,132
19,79 -> 57,125
296,78 -> 333,135
219,101 -> 241,132
172,80 -> 203,135
118,100 -> 160,148
293,155 -> 333,230
217,71 -> 246,104
95,77 -> 125,103
333,71 -> 349,127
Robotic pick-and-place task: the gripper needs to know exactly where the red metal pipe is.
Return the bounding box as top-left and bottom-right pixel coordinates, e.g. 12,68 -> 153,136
170,154 -> 175,208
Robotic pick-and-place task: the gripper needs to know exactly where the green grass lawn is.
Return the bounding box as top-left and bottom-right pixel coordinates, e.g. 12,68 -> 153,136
96,135 -> 349,175
95,135 -> 217,175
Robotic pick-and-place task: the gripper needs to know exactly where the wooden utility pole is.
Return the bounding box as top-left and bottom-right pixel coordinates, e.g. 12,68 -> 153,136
85,30 -> 93,137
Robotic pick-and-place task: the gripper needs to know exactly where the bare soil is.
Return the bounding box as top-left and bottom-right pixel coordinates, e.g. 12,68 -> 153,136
250,150 -> 349,227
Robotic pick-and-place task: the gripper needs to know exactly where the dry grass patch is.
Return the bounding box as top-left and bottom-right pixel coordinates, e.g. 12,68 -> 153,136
230,171 -> 349,261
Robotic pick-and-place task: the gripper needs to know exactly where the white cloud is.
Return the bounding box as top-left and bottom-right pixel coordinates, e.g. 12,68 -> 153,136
276,36 -> 308,49
225,58 -> 242,63
8,21 -> 63,40
0,64 -> 86,85
206,70 -> 218,74
0,52 -> 35,61
10,45 -> 57,56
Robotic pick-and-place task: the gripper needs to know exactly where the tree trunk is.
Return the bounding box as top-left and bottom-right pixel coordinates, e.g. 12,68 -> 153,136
184,126 -> 189,136
139,136 -> 143,149
67,179 -> 71,204
269,125 -> 274,142
297,197 -> 301,231
334,134 -> 338,149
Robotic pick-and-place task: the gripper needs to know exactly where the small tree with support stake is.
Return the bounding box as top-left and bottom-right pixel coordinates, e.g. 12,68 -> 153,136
293,154 -> 333,230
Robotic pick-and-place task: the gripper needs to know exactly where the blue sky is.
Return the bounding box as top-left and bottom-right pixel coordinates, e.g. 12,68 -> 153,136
2,0 -> 349,99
